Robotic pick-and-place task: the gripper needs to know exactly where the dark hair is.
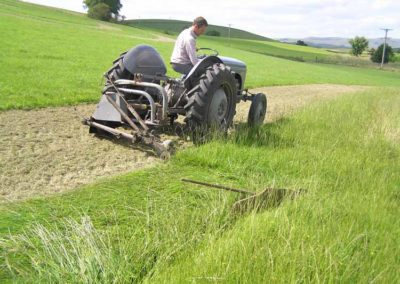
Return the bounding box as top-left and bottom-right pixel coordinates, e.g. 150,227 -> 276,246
193,16 -> 208,27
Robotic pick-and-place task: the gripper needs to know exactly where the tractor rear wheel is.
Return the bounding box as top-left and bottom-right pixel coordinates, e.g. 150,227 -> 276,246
184,63 -> 237,140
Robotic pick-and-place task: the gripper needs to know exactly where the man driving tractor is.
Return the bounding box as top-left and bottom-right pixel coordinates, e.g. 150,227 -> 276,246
170,16 -> 208,75
85,16 -> 266,158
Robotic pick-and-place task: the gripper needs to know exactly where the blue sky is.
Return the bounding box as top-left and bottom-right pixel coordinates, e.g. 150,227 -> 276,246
23,0 -> 400,38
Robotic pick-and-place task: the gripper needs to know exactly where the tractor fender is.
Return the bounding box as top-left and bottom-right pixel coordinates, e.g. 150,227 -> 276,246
183,56 -> 223,89
122,45 -> 167,77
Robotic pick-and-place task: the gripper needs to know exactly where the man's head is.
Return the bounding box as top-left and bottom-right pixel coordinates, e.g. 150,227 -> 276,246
192,16 -> 208,36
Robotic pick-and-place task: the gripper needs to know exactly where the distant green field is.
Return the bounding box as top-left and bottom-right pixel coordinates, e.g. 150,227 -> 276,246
124,19 -> 273,41
208,37 -> 332,62
1,0 -> 400,111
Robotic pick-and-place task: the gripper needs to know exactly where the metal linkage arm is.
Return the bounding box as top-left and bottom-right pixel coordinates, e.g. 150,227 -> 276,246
114,79 -> 168,120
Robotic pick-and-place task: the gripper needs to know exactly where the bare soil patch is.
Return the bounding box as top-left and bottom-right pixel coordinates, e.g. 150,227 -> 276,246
153,35 -> 175,43
235,84 -> 368,123
0,84 -> 367,202
96,23 -> 121,31
0,104 -> 157,202
126,34 -> 175,43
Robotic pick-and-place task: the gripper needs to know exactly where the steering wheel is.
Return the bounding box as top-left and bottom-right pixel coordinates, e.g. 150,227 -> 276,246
197,47 -> 219,59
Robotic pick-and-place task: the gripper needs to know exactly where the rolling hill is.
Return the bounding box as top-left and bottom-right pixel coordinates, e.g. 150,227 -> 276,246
124,18 -> 273,41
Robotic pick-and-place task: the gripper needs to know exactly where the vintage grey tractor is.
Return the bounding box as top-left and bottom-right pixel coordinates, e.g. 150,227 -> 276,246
83,45 -> 267,159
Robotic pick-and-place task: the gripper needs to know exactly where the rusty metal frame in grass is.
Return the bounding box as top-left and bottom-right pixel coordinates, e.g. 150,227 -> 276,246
181,179 -> 304,213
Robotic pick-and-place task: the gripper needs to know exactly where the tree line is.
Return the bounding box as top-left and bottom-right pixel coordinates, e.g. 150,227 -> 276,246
349,36 -> 397,64
83,0 -> 123,21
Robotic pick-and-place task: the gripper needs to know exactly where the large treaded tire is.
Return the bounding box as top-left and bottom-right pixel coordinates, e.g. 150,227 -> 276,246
90,53 -> 132,135
184,63 -> 237,139
102,53 -> 135,98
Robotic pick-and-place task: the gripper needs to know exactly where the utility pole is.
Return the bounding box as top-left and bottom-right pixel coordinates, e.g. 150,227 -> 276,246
380,28 -> 393,69
228,24 -> 231,46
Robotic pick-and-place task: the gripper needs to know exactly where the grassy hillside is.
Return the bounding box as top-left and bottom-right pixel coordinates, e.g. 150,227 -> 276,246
0,0 -> 173,110
124,19 -> 273,41
1,0 -> 400,111
1,88 -> 399,282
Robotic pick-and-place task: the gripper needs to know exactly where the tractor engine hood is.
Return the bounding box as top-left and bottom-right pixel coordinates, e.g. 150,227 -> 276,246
184,55 -> 247,90
219,56 -> 247,89
219,56 -> 246,73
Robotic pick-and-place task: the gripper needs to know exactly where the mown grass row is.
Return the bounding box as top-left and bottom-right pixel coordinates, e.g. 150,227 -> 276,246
2,0 -> 400,110
209,37 -> 332,62
1,88 -> 399,282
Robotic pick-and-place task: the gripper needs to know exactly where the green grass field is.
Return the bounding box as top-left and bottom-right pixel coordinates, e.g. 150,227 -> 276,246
1,1 -> 399,283
1,0 -> 400,110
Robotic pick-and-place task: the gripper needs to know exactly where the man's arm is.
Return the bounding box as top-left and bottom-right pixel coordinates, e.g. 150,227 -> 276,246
185,38 -> 199,66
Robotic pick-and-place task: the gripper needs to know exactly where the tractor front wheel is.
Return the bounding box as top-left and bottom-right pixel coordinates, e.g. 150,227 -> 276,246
247,93 -> 267,126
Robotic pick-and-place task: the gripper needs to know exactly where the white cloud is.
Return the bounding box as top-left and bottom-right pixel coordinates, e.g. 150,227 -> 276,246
23,0 -> 400,38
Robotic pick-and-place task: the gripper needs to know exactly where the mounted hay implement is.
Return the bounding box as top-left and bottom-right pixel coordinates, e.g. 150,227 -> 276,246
84,45 -> 267,158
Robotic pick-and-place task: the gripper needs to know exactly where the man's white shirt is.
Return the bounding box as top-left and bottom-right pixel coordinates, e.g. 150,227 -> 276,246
170,28 -> 198,66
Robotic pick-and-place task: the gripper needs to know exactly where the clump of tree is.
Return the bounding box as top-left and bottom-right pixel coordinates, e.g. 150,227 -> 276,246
83,0 -> 122,21
349,36 -> 369,56
368,48 -> 376,55
296,40 -> 308,46
370,43 -> 396,64
206,30 -> 221,37
86,3 -> 111,21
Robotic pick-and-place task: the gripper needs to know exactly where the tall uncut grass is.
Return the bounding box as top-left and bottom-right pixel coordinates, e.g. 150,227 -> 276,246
1,88 -> 399,282
1,185 -> 235,282
148,88 -> 400,283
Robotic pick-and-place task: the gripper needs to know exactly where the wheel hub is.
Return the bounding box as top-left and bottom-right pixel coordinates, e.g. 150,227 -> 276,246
208,88 -> 228,125
255,104 -> 265,121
